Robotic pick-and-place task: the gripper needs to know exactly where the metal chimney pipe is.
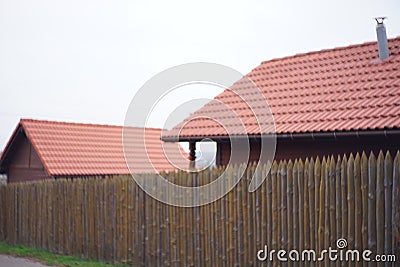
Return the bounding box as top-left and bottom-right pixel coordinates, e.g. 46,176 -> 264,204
375,17 -> 389,60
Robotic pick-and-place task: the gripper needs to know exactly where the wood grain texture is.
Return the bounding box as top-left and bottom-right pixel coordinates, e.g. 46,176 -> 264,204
0,150 -> 398,266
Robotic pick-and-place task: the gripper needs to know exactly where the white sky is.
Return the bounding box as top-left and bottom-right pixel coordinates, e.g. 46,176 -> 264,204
1,0 -> 399,150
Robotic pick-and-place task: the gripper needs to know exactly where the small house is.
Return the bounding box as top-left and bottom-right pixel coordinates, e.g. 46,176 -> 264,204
0,119 -> 188,183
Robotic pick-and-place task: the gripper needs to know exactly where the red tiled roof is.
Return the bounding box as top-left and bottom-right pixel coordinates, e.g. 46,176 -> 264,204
164,37 -> 400,139
1,119 -> 188,175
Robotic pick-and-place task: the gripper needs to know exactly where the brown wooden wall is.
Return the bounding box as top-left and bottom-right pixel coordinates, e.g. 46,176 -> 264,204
216,134 -> 400,166
5,132 -> 48,183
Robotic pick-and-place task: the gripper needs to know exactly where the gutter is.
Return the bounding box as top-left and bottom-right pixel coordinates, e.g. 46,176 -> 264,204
161,129 -> 400,142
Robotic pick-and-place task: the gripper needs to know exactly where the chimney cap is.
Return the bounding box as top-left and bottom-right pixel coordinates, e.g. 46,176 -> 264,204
375,17 -> 387,24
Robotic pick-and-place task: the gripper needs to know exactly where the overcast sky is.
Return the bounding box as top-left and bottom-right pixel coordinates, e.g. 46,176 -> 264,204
0,0 -> 399,149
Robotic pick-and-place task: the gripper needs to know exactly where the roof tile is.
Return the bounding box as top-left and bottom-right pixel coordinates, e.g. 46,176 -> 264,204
165,37 -> 400,138
5,119 -> 188,175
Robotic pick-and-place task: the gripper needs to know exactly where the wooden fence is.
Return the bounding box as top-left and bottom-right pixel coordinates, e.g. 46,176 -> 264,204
0,150 -> 399,266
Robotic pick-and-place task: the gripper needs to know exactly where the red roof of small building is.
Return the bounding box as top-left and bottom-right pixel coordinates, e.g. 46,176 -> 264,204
1,119 -> 188,176
164,37 -> 400,139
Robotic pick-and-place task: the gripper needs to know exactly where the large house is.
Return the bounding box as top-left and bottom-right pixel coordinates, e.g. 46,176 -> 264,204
163,23 -> 400,165
0,119 -> 188,183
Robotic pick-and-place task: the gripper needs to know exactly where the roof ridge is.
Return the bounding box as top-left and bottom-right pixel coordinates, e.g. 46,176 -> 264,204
20,118 -> 164,131
258,36 -> 400,66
